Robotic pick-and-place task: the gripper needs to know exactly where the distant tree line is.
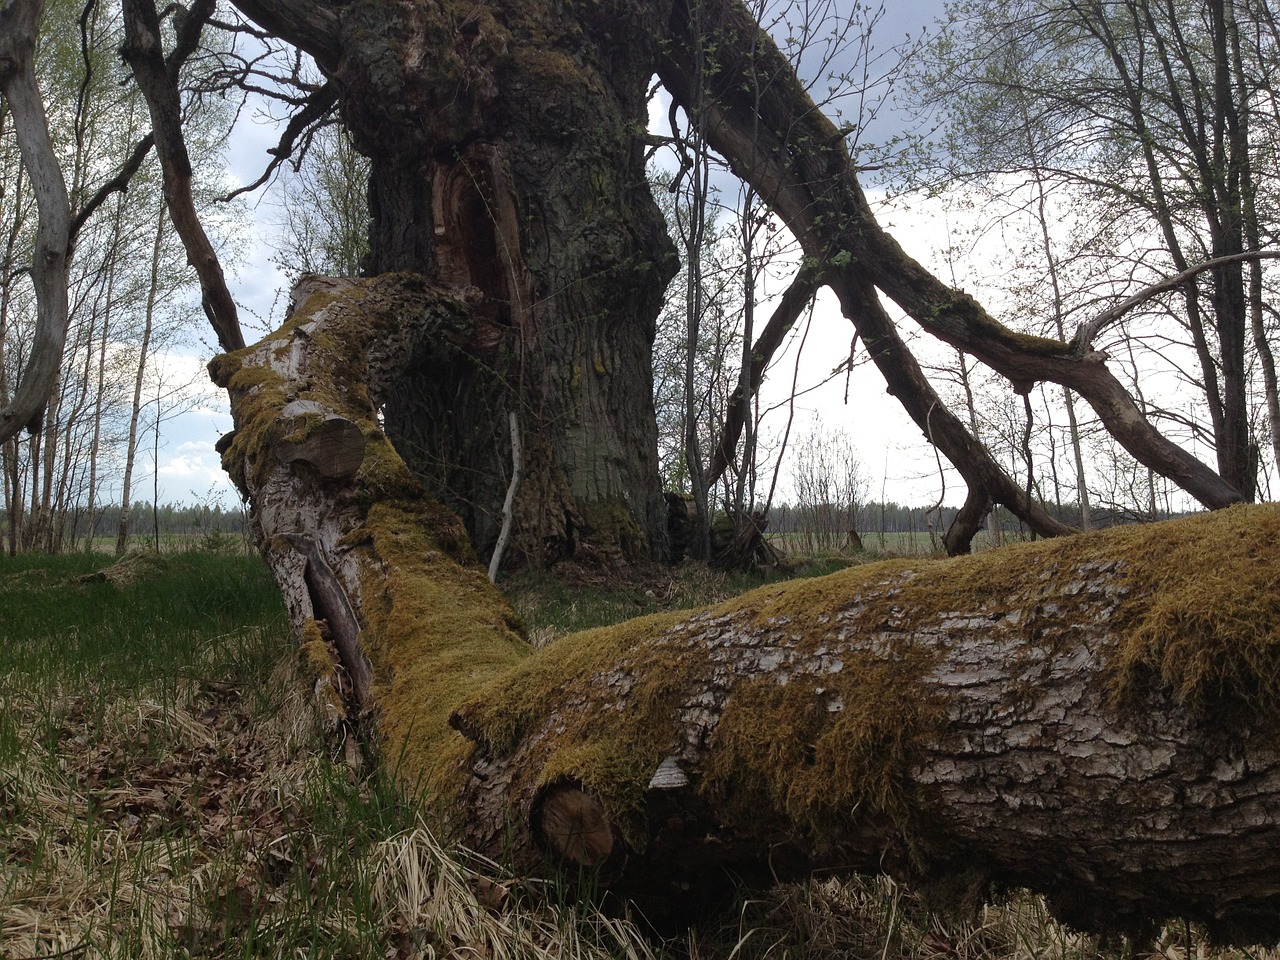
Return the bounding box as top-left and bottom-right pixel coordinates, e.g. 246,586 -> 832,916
767,499 -> 1188,555
0,501 -> 247,554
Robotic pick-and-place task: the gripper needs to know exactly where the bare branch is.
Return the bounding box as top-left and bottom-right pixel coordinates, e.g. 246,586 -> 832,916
1074,249 -> 1280,350
121,0 -> 245,351
68,133 -> 155,242
221,80 -> 340,201
705,260 -> 822,489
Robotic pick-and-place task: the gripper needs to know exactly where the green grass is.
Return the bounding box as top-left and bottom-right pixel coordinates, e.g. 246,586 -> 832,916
0,552 -> 282,693
502,557 -> 854,643
0,551 -> 667,959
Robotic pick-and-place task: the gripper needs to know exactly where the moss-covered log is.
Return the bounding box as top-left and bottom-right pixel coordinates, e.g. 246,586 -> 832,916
216,274 -> 1280,945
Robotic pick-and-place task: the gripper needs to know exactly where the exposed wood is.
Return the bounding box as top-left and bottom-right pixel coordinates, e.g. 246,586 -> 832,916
275,401 -> 366,479
0,0 -> 71,443
283,533 -> 373,708
534,784 -> 619,871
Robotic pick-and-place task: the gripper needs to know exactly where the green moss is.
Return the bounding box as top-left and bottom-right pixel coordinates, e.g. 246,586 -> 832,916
351,500 -> 529,797
947,290 -> 1068,357
704,650 -> 945,839
297,619 -> 332,675
280,412 -> 326,445
1105,503 -> 1280,714
576,496 -> 647,555
510,47 -> 590,90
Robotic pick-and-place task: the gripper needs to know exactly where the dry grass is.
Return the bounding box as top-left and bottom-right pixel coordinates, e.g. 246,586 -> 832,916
1,645 -> 667,959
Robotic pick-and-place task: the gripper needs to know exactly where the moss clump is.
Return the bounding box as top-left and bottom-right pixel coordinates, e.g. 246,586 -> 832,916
1106,503 -> 1280,715
576,496 -> 649,557
297,619 -> 334,677
704,650 -> 946,839
452,608 -> 689,841
296,620 -> 349,727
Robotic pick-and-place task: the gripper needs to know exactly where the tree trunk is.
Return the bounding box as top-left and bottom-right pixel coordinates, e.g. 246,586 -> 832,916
215,275 -> 1280,945
290,0 -> 678,565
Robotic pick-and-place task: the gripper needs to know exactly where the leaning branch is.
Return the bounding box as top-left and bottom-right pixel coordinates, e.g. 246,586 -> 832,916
488,411 -> 522,582
658,0 -> 1244,513
0,0 -> 71,443
1073,249 -> 1280,349
69,133 -> 155,243
706,261 -> 822,490
121,0 -> 244,352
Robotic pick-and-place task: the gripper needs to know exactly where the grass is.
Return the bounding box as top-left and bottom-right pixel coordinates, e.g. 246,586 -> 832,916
2,549 -> 1277,959
0,551 -> 660,958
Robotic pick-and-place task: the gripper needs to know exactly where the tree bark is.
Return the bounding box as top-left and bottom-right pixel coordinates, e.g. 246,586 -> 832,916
265,0 -> 678,565
216,275 -> 1280,945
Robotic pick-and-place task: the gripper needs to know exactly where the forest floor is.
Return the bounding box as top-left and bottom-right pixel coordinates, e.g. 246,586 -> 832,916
0,548 -> 1268,959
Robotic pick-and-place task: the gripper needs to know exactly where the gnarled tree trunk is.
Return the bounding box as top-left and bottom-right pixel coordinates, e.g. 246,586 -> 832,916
214,273 -> 1280,945
286,0 -> 678,566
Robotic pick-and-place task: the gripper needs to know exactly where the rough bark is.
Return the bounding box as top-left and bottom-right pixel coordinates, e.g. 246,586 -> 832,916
261,0 -> 678,565
216,276 -> 1280,945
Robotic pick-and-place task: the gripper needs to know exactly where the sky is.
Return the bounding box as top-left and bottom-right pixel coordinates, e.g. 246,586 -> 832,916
152,0 -> 961,511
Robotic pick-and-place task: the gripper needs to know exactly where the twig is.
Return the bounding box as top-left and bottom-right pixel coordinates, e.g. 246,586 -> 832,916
488,411 -> 522,582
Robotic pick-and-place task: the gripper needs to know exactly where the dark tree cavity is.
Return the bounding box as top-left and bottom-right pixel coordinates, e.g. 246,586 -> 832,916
246,0 -> 678,566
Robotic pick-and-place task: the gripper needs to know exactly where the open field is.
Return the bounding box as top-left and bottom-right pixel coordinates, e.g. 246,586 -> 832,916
0,550 -> 1270,958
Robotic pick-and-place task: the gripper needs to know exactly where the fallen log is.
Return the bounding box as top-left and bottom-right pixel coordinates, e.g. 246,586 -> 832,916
212,274 -> 1280,944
